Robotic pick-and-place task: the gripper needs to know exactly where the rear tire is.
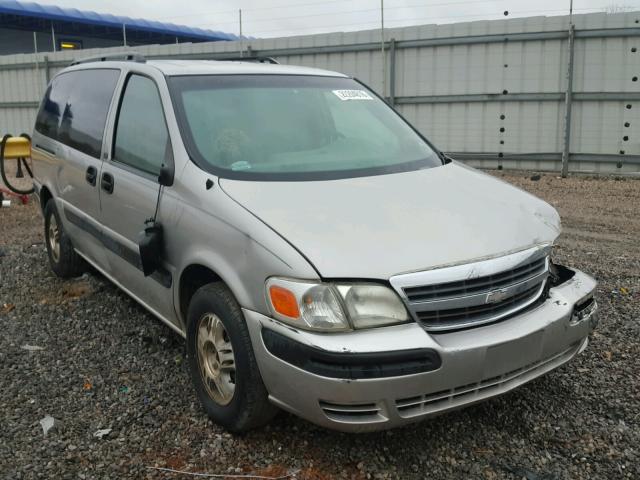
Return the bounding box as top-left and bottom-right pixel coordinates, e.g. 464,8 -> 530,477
186,282 -> 277,432
44,200 -> 85,278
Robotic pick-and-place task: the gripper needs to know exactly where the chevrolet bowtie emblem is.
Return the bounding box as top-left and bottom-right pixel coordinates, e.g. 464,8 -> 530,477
486,288 -> 510,304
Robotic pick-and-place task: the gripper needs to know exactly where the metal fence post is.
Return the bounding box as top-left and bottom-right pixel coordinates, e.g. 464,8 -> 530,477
561,25 -> 575,178
44,55 -> 49,85
380,0 -> 386,97
389,37 -> 396,106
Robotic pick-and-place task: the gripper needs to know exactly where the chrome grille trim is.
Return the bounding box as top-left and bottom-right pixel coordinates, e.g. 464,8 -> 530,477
390,245 -> 551,332
404,256 -> 547,302
414,282 -> 545,327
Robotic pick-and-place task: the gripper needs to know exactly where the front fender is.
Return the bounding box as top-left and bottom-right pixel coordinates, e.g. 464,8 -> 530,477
169,167 -> 319,327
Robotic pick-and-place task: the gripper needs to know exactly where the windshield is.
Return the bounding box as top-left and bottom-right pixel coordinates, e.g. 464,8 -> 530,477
168,74 -> 442,181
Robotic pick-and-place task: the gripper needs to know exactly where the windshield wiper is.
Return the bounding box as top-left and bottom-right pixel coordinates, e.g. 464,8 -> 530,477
438,150 -> 452,164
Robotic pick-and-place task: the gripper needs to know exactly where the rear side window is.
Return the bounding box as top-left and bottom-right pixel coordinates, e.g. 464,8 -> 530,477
58,70 -> 120,158
35,73 -> 75,140
35,69 -> 120,158
112,74 -> 170,176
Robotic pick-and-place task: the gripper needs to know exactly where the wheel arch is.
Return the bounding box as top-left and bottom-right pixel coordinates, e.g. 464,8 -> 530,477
177,262 -> 254,329
39,184 -> 53,212
179,264 -> 221,324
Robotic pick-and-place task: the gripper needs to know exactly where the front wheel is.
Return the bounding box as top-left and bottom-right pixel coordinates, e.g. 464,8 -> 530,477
186,282 -> 277,432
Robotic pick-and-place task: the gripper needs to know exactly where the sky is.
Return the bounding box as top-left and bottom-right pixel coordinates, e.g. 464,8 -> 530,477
33,0 -> 640,38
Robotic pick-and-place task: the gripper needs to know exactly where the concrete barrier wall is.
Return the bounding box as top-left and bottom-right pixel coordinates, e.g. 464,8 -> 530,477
0,11 -> 638,173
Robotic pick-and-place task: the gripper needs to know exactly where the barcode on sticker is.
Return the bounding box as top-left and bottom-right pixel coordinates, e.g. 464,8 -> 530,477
332,89 -> 373,101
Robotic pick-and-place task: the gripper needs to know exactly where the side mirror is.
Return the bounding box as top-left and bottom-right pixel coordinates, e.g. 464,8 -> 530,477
158,164 -> 174,187
139,222 -> 163,276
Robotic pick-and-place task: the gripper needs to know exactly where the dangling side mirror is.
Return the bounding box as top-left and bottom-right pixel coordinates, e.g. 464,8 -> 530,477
139,221 -> 163,276
158,164 -> 174,187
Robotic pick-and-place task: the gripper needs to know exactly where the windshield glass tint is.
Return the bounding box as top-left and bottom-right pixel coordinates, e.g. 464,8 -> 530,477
168,75 -> 441,180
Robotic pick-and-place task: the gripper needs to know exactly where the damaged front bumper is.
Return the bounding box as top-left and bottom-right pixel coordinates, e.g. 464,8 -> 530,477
245,267 -> 597,432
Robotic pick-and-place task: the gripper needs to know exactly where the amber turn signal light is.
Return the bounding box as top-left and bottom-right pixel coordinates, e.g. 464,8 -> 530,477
269,285 -> 300,319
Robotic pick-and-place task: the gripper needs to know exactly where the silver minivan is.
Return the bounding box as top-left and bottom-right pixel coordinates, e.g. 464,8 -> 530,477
32,54 -> 598,433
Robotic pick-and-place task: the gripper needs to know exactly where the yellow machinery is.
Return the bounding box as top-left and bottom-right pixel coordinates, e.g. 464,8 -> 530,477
3,136 -> 31,159
0,133 -> 34,197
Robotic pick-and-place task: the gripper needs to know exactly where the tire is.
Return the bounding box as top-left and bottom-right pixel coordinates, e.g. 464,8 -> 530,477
43,200 -> 85,278
186,282 -> 277,432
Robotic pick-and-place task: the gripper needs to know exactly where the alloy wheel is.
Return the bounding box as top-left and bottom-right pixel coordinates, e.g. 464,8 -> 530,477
196,313 -> 236,405
48,214 -> 61,263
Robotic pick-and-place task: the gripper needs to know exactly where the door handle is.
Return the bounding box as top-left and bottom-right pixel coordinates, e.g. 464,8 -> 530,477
86,166 -> 97,186
35,144 -> 56,156
101,172 -> 114,194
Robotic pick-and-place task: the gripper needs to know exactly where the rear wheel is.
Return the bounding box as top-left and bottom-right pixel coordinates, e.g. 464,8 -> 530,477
44,200 -> 84,278
186,282 -> 277,432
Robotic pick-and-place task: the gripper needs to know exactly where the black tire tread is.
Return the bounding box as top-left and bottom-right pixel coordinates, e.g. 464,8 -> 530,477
187,282 -> 277,432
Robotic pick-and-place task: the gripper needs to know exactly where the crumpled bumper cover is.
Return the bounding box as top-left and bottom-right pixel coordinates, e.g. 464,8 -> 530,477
245,268 -> 597,432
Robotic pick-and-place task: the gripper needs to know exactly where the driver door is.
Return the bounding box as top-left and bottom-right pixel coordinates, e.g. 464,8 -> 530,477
98,71 -> 177,323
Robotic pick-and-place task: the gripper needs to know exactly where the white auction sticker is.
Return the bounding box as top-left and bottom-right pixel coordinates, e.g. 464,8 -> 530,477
332,89 -> 373,101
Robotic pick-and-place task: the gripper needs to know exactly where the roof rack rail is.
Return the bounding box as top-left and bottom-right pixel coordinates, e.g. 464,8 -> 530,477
70,52 -> 146,66
218,56 -> 279,64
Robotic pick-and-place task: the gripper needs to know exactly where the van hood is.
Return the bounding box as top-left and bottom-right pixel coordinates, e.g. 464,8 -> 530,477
219,162 -> 561,279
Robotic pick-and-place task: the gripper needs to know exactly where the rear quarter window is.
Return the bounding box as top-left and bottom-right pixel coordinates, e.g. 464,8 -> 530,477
35,69 -> 120,158
35,74 -> 75,140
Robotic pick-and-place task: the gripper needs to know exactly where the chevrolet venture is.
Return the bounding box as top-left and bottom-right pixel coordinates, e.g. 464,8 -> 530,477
31,54 -> 598,432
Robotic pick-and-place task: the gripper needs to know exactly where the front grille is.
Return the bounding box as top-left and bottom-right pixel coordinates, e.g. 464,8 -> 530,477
404,257 -> 546,302
415,283 -> 541,328
391,247 -> 550,332
395,341 -> 581,418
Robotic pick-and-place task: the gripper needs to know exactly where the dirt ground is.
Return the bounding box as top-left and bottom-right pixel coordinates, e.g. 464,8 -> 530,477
1,170 -> 639,479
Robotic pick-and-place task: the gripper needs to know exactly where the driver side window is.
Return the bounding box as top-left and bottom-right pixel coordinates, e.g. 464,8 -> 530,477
113,74 -> 170,176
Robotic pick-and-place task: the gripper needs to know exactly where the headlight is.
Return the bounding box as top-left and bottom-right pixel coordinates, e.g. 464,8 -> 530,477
336,284 -> 409,329
266,278 -> 410,332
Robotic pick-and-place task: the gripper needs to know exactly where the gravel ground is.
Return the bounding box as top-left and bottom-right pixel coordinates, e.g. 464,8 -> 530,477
1,171 -> 638,480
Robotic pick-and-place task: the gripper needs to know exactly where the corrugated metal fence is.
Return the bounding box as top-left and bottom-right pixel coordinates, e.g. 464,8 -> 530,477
1,11 -> 639,174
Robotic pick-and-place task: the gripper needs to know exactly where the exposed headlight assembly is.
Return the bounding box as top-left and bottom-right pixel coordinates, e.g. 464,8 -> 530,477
266,278 -> 411,332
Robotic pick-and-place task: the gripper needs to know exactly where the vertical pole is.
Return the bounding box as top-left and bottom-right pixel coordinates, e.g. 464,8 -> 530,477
569,0 -> 573,24
51,22 -> 56,52
44,55 -> 50,85
239,9 -> 244,58
122,24 -> 127,47
380,0 -> 386,97
33,32 -> 40,98
561,25 -> 575,177
389,38 -> 396,106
